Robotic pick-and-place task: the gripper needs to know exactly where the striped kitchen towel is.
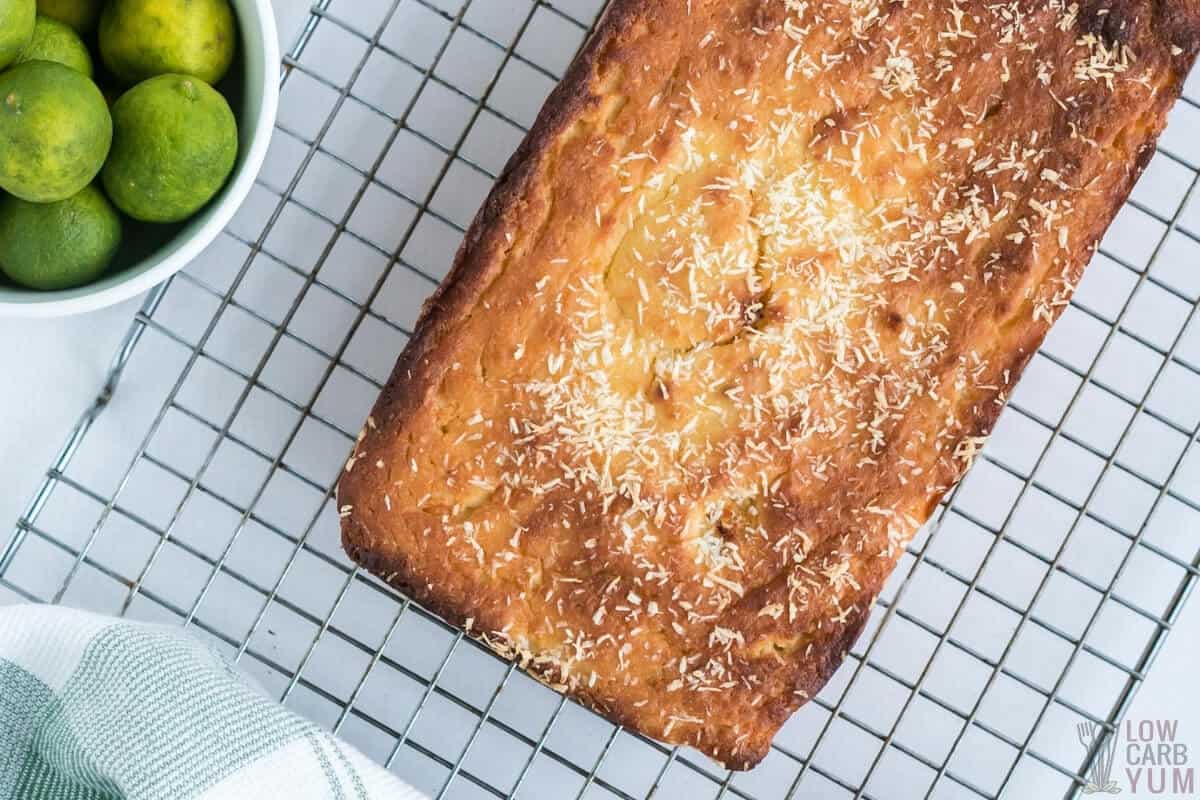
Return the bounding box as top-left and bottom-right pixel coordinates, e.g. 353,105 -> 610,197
0,604 -> 428,800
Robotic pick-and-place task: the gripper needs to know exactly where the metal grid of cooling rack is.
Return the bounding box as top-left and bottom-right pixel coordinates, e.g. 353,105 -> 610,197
2,1 -> 1199,798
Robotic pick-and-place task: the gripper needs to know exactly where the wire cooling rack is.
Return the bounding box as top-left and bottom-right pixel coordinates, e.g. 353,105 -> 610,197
3,1 -> 1200,798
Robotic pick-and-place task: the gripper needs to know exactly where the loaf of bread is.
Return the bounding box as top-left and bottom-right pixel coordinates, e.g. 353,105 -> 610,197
338,0 -> 1199,769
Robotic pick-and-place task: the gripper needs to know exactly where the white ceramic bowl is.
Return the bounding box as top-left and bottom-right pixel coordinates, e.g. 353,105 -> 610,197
0,0 -> 279,317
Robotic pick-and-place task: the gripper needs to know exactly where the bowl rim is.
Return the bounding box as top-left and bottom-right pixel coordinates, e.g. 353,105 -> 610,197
0,0 -> 281,318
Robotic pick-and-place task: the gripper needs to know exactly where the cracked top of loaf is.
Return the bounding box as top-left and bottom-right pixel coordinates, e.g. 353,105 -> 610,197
339,0 -> 1199,769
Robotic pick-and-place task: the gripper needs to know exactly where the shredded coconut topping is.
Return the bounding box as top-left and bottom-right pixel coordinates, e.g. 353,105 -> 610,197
343,0 -> 1178,764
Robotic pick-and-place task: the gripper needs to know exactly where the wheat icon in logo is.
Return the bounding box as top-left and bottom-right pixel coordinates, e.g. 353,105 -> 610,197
1078,721 -> 1121,794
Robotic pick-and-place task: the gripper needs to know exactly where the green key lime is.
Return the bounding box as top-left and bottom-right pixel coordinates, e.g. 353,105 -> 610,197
102,74 -> 238,223
0,184 -> 122,291
0,0 -> 36,70
0,61 -> 112,203
16,15 -> 93,76
99,0 -> 236,86
36,0 -> 102,33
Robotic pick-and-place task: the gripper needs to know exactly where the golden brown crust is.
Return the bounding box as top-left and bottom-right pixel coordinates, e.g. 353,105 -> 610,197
339,0 -> 1199,769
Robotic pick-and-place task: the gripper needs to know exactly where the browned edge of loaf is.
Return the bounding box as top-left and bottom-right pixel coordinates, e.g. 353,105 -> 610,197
339,0 -> 1200,770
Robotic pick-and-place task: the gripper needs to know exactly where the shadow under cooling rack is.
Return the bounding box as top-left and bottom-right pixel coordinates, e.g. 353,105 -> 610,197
3,1 -> 1200,799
